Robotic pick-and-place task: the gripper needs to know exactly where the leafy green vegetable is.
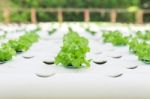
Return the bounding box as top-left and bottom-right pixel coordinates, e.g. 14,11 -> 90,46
0,28 -> 39,62
102,31 -> 129,46
8,31 -> 39,52
128,38 -> 150,62
55,29 -> 90,68
0,44 -> 16,62
136,30 -> 150,40
85,28 -> 96,35
48,28 -> 57,35
20,31 -> 39,43
8,39 -> 30,52
135,42 -> 150,62
128,37 -> 139,53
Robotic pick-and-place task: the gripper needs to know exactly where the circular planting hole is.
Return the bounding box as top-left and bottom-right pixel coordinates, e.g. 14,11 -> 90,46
93,60 -> 107,65
36,73 -> 56,78
0,61 -> 6,64
126,65 -> 138,69
43,60 -> 54,65
108,73 -> 123,78
23,55 -> 34,59
112,55 -> 122,59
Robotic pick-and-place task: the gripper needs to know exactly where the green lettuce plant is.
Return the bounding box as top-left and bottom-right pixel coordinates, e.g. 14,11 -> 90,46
136,42 -> 150,62
85,28 -> 96,35
0,44 -> 16,62
0,29 -> 39,62
102,31 -> 129,46
128,37 -> 139,53
128,38 -> 150,62
8,31 -> 39,52
55,29 -> 90,68
136,30 -> 150,40
48,28 -> 57,35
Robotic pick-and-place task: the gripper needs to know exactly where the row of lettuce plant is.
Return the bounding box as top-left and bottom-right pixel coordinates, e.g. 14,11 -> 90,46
0,29 -> 39,62
128,37 -> 150,63
102,31 -> 129,46
136,30 -> 150,40
102,30 -> 150,63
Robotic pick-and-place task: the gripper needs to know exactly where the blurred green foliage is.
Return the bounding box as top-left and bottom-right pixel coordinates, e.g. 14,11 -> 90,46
0,0 -> 149,22
10,0 -> 141,8
11,11 -> 30,23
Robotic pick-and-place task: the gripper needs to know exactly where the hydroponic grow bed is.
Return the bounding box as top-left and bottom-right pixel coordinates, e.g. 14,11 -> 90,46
0,22 -> 150,99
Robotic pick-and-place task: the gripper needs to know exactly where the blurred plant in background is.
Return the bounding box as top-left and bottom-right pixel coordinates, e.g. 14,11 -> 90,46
0,0 -> 149,23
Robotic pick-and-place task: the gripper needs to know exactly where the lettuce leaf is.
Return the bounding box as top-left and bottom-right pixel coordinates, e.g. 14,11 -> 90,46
55,29 -> 90,68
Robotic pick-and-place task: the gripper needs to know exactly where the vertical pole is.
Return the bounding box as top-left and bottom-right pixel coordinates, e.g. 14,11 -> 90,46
110,10 -> 117,23
136,10 -> 143,24
84,9 -> 90,22
3,8 -> 10,24
31,8 -> 37,24
58,8 -> 63,24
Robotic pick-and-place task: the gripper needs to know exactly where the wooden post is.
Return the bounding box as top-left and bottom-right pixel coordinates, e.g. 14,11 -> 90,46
84,9 -> 90,22
110,10 -> 117,23
31,8 -> 37,24
57,9 -> 63,23
136,10 -> 143,24
3,8 -> 10,24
